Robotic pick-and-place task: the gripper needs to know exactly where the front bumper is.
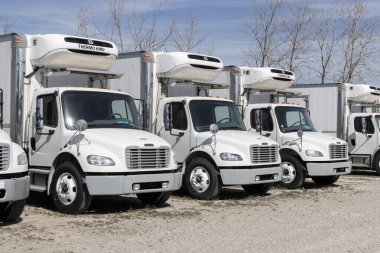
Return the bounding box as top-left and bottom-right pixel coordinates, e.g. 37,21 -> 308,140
220,166 -> 282,185
0,175 -> 30,203
85,172 -> 182,195
306,161 -> 352,176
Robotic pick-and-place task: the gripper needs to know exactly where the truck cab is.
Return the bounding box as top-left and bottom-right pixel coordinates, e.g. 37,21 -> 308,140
209,66 -> 352,189
110,52 -> 283,200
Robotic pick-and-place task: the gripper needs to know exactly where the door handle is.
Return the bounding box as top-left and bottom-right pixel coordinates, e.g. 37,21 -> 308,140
31,137 -> 36,151
351,139 -> 356,146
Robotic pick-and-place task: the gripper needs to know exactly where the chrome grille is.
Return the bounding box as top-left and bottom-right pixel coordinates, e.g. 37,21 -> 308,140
0,145 -> 10,170
250,145 -> 279,164
329,144 -> 348,159
126,147 -> 170,169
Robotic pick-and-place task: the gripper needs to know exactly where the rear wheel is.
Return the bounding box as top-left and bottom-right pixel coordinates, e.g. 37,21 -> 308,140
311,175 -> 340,186
51,161 -> 92,214
137,192 -> 172,206
373,154 -> 380,176
184,157 -> 221,200
242,183 -> 273,195
0,200 -> 26,222
280,154 -> 305,189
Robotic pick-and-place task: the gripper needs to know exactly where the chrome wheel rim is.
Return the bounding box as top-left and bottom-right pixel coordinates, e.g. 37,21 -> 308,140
281,162 -> 296,183
190,166 -> 210,193
56,172 -> 77,205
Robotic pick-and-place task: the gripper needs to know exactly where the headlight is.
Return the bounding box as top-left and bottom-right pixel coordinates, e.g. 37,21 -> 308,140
220,153 -> 243,161
305,150 -> 324,157
17,153 -> 28,165
87,155 -> 115,166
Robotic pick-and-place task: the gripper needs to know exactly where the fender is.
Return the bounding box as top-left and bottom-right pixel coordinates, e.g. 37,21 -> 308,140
280,148 -> 306,169
183,148 -> 219,173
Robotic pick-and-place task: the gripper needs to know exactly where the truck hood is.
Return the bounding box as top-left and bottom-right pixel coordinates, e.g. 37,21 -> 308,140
281,131 -> 346,147
0,130 -> 11,144
196,130 -> 278,148
76,128 -> 171,149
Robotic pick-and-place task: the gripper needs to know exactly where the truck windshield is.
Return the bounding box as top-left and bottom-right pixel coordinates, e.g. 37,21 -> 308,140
274,106 -> 316,133
62,91 -> 140,129
189,100 -> 246,132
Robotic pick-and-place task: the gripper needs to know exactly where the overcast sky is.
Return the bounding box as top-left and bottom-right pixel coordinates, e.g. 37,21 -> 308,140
1,0 -> 380,84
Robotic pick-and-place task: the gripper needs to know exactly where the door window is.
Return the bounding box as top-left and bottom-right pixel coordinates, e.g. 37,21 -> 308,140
250,108 -> 273,131
37,94 -> 58,128
171,102 -> 187,130
354,117 -> 374,134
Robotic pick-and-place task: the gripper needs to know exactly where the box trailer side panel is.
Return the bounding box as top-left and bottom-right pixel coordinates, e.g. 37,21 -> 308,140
289,85 -> 339,137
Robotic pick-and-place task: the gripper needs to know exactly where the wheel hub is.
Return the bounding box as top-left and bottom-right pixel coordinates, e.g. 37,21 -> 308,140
280,162 -> 296,183
56,173 -> 77,205
190,166 -> 210,193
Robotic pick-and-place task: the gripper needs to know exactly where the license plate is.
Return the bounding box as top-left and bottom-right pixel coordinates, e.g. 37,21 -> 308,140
0,181 -> 4,189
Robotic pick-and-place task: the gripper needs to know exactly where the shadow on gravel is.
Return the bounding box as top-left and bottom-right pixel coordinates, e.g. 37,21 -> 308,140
350,169 -> 378,177
26,191 -> 170,215
0,217 -> 23,227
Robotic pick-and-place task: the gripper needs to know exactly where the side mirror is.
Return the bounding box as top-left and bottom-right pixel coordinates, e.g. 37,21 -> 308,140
297,129 -> 303,138
255,110 -> 262,133
75,119 -> 88,132
164,103 -> 172,131
36,97 -> 44,129
361,117 -> 367,135
210,124 -> 219,135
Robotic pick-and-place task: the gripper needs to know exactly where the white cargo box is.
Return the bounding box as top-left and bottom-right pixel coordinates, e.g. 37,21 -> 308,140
27,34 -> 118,71
155,52 -> 223,81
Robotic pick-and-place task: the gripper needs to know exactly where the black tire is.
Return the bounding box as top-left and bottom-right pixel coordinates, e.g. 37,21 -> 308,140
184,157 -> 221,200
51,161 -> 92,214
242,183 -> 273,195
311,175 -> 340,186
137,192 -> 172,206
280,154 -> 305,189
373,154 -> 380,176
1,199 -> 25,222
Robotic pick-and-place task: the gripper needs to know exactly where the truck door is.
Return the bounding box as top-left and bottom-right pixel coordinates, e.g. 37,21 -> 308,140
348,115 -> 378,155
159,101 -> 191,163
29,91 -> 62,167
248,107 -> 277,142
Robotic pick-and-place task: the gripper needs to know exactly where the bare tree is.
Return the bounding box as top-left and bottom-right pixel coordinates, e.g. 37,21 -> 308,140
0,14 -> 17,34
128,5 -> 176,52
172,13 -> 205,52
280,0 -> 314,74
242,0 -> 284,67
313,4 -> 342,84
76,7 -> 97,38
338,1 -> 378,83
108,0 -> 127,52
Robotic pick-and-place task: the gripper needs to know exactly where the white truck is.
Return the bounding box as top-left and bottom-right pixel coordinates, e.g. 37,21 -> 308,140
0,90 -> 29,222
209,66 -> 352,189
289,83 -> 380,175
0,33 -> 181,214
110,52 -> 282,199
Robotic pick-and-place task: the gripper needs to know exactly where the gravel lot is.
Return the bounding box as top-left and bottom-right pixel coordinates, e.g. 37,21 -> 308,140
1,170 -> 380,253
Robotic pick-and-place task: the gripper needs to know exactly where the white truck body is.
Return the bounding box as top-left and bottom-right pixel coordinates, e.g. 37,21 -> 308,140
289,83 -> 380,173
110,52 -> 282,199
209,66 -> 351,188
0,33 -> 181,214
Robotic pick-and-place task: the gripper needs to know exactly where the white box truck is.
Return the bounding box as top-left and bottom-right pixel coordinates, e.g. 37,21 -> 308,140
0,88 -> 29,221
0,33 -> 181,214
289,83 -> 380,175
110,52 -> 282,200
209,66 -> 352,189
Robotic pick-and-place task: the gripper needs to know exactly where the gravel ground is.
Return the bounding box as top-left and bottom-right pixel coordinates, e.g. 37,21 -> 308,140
1,170 -> 380,253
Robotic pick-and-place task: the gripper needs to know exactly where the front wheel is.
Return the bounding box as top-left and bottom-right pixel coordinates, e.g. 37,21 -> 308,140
242,183 -> 273,195
373,154 -> 380,176
311,175 -> 340,186
280,154 -> 305,189
51,161 -> 92,214
137,192 -> 172,206
0,200 -> 26,222
184,158 -> 221,200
